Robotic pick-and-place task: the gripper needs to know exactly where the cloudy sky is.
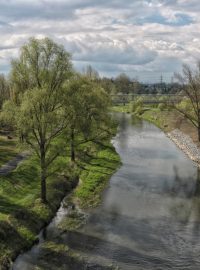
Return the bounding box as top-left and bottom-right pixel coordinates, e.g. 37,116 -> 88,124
0,0 -> 200,82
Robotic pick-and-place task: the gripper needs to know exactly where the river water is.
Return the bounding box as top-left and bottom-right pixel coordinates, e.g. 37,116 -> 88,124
13,113 -> 200,269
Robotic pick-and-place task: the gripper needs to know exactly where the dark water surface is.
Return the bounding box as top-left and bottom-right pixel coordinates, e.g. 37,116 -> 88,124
13,113 -> 200,269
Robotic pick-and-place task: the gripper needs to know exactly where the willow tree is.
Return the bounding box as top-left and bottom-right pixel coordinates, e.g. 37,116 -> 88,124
174,62 -> 200,141
64,75 -> 111,162
10,37 -> 72,103
4,38 -> 72,203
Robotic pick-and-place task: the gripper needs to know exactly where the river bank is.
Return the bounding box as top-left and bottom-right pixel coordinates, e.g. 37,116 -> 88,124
0,138 -> 120,269
167,129 -> 200,166
140,108 -> 200,167
0,155 -> 79,269
13,112 -> 200,270
111,105 -> 200,168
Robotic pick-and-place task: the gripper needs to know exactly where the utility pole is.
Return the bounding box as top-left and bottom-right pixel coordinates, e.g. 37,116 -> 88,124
160,74 -> 163,94
170,76 -> 174,93
160,74 -> 163,85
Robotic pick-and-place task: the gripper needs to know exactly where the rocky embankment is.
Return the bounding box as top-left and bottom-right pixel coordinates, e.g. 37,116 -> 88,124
168,129 -> 200,165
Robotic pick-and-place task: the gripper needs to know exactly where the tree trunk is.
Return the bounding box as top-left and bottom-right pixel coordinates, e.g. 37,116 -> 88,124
198,126 -> 200,142
40,144 -> 47,203
71,128 -> 75,162
41,171 -> 47,203
198,112 -> 200,142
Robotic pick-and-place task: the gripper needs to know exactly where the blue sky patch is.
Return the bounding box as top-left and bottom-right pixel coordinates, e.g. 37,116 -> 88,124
136,13 -> 194,26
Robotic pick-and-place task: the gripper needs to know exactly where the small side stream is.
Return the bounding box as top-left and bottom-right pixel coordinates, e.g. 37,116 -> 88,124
13,113 -> 200,269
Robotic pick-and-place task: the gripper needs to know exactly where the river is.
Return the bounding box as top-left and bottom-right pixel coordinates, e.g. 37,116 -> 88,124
13,113 -> 200,269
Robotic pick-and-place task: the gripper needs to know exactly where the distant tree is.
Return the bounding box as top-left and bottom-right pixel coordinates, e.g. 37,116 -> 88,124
100,77 -> 116,94
132,79 -> 141,94
83,65 -> 99,81
0,74 -> 9,109
115,73 -> 131,94
174,62 -> 200,141
3,38 -> 73,203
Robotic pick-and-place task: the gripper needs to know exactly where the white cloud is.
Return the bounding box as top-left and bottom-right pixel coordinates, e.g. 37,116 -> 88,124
0,0 -> 199,82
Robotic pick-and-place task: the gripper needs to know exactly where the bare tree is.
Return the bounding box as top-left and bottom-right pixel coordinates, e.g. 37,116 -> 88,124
174,62 -> 200,141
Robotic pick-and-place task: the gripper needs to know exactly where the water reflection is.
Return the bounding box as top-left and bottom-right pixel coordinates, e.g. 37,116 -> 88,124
167,167 -> 200,226
131,115 -> 144,128
163,166 -> 199,199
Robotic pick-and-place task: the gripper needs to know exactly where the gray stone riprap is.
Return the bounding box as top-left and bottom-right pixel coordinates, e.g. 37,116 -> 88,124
167,129 -> 200,165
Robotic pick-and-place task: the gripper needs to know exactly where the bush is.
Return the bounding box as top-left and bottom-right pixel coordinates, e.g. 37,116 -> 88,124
177,97 -> 192,111
135,105 -> 144,115
131,97 -> 144,113
158,103 -> 166,111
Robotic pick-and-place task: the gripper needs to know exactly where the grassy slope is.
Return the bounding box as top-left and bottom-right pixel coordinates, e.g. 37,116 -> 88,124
0,136 -> 120,268
141,107 -> 200,148
140,108 -> 172,131
0,155 -> 77,267
75,142 -> 121,208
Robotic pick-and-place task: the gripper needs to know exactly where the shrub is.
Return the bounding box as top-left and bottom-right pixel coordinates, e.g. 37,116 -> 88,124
135,105 -> 144,115
158,103 -> 166,111
131,97 -> 144,113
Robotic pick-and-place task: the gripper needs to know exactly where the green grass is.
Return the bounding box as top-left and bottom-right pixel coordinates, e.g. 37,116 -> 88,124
0,138 -> 121,267
140,108 -> 165,129
75,142 -> 121,208
0,155 -> 77,267
111,104 -> 131,113
138,107 -> 177,132
0,122 -> 121,268
0,136 -> 19,167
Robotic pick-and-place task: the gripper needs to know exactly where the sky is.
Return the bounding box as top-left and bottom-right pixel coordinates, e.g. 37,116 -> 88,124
0,0 -> 200,83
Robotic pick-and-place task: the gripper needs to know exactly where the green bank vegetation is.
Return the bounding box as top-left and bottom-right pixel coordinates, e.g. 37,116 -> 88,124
0,37 -> 120,268
30,241 -> 119,270
111,96 -> 188,133
111,104 -> 131,113
0,156 -> 78,268
75,141 -> 120,208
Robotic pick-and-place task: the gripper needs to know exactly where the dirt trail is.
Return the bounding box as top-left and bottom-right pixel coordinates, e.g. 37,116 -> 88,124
0,152 -> 28,176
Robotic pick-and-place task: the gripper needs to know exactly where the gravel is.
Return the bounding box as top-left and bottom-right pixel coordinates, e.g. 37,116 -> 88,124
167,129 -> 200,165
